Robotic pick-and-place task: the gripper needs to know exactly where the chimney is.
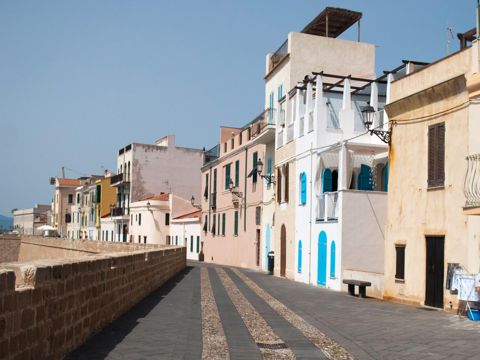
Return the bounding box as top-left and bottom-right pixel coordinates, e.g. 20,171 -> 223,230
155,135 -> 176,147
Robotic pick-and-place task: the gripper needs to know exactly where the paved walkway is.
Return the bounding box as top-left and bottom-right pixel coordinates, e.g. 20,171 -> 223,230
68,262 -> 480,360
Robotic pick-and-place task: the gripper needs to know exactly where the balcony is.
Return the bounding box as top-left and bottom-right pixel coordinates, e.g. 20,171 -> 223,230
268,40 -> 288,74
110,173 -> 128,186
316,192 -> 339,221
111,207 -> 124,217
464,154 -> 480,214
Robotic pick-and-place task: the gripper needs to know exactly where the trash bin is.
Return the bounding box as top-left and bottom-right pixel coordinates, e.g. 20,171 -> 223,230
267,251 -> 274,275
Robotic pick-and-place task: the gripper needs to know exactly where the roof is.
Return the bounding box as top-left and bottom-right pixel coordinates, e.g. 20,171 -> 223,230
302,7 -> 362,38
141,193 -> 170,201
173,210 -> 202,220
57,178 -> 82,187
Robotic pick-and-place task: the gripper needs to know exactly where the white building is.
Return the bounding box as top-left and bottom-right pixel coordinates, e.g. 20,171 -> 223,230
129,193 -> 197,245
278,62 -> 423,297
12,204 -> 51,235
171,210 -> 202,260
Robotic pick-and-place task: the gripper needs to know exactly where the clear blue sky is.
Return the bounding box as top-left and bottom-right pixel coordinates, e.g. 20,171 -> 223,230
0,0 -> 474,216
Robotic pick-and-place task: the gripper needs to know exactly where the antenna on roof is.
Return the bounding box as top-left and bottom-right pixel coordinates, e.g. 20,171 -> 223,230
446,25 -> 454,54
61,166 -> 65,178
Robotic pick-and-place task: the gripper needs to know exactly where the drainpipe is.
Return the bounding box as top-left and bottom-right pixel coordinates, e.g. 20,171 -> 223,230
308,143 -> 313,285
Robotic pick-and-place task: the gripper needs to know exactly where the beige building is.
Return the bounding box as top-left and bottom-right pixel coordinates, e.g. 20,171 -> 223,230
12,204 -> 51,235
52,178 -> 81,237
384,39 -> 480,310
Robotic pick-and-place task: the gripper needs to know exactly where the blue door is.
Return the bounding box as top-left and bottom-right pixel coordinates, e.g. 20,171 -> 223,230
265,224 -> 271,270
358,164 -> 373,190
322,169 -> 332,193
317,231 -> 328,285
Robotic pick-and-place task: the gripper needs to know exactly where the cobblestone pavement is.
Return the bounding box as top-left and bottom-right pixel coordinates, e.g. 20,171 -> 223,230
68,262 -> 480,360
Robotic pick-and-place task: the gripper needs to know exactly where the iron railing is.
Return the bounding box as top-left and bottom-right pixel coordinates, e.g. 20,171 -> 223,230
110,173 -> 124,185
269,40 -> 288,72
464,154 -> 480,207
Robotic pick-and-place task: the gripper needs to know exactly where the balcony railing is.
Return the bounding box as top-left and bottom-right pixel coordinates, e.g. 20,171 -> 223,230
316,192 -> 339,221
111,207 -> 124,217
110,173 -> 124,185
464,154 -> 480,208
269,40 -> 288,73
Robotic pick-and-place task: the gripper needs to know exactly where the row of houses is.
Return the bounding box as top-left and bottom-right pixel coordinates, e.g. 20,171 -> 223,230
18,6 -> 480,312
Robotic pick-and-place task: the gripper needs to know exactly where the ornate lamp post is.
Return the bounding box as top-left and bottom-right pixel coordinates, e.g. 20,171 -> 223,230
361,105 -> 391,144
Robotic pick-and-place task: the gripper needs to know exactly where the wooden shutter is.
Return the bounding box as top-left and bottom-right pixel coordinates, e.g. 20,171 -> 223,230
277,168 -> 282,203
428,123 -> 445,187
222,213 -> 226,235
234,211 -> 238,236
395,245 -> 405,280
285,163 -> 289,203
252,152 -> 258,183
255,206 -> 261,225
225,164 -> 231,190
235,160 -> 240,187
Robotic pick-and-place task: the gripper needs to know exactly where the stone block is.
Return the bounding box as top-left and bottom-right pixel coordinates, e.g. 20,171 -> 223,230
21,308 -> 34,330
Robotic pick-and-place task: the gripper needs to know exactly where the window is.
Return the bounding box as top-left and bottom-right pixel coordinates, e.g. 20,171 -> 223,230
106,231 -> 108,241
211,214 -> 216,235
224,142 -> 227,153
204,174 -> 209,199
255,206 -> 261,225
222,213 -> 226,236
138,213 -> 142,226
300,172 -> 307,205
217,213 -> 221,235
196,236 -> 200,253
138,235 -> 141,243
395,245 -> 405,280
65,214 -> 71,223
165,213 -> 170,226
203,215 -> 208,233
77,194 -> 80,204
144,236 -> 147,244
235,160 -> 240,187
298,240 -> 302,273
252,152 -> 258,183
231,138 -> 234,150
190,236 -> 194,252
68,194 -> 73,204
166,235 -> 170,245
239,133 -> 243,145
428,122 -> 445,188
225,164 -> 231,190
278,163 -> 290,203
266,158 -> 272,178
234,211 -> 238,236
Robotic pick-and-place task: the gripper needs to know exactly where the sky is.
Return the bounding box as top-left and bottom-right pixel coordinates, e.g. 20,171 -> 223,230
0,0 -> 474,216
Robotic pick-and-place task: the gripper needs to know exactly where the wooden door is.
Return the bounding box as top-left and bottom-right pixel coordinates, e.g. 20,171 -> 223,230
280,225 -> 286,277
425,236 -> 444,308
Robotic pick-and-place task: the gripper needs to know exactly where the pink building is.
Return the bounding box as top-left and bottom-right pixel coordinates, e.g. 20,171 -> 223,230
201,111 -> 275,269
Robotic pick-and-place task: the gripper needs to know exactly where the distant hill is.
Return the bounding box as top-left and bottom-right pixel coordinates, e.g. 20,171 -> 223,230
0,214 -> 13,231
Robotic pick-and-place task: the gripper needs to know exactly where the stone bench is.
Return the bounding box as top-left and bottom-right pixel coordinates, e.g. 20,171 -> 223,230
343,279 -> 371,298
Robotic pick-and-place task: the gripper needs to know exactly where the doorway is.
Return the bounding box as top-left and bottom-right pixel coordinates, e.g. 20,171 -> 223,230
317,231 -> 327,286
280,225 -> 286,277
256,229 -> 261,267
425,236 -> 444,308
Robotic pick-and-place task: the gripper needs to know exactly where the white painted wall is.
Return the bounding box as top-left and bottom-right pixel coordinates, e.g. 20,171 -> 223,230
170,219 -> 201,260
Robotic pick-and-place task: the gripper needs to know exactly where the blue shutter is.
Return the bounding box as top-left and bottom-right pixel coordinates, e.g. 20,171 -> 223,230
298,240 -> 303,273
330,241 -> 336,278
358,164 -> 373,191
322,169 -> 332,193
196,236 -> 200,253
267,158 -> 272,177
225,164 -> 231,190
190,236 -> 193,252
278,84 -> 283,100
384,161 -> 389,192
301,172 -> 307,205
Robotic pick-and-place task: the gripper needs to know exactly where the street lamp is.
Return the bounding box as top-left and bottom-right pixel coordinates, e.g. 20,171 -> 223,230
256,158 -> 275,185
361,104 -> 391,144
190,196 -> 201,209
228,179 -> 243,199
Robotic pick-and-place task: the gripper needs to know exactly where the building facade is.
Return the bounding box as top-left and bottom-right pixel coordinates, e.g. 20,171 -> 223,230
171,210 -> 202,260
384,41 -> 480,309
52,178 -> 81,237
201,114 -> 275,269
12,204 -> 51,235
110,135 -> 204,243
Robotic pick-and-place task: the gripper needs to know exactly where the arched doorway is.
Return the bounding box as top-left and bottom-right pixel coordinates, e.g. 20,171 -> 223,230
317,231 -> 327,285
280,225 -> 287,277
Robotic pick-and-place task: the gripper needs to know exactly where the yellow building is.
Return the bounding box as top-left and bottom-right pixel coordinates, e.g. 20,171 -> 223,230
384,40 -> 480,310
95,175 -> 116,240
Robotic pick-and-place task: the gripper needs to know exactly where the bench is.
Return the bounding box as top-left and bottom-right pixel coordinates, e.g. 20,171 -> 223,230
343,279 -> 371,298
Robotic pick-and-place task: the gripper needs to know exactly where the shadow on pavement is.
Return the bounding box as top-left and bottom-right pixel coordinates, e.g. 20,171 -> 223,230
66,266 -> 194,360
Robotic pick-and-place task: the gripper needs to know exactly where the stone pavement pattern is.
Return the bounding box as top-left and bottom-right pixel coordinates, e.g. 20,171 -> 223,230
68,262 -> 480,360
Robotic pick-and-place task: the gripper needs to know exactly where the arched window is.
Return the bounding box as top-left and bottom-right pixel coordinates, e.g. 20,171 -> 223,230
297,240 -> 303,273
330,241 -> 336,278
322,168 -> 332,192
300,172 -> 307,205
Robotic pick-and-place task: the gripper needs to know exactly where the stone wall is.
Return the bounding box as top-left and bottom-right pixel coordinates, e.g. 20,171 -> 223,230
0,237 -> 20,263
0,245 -> 186,360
